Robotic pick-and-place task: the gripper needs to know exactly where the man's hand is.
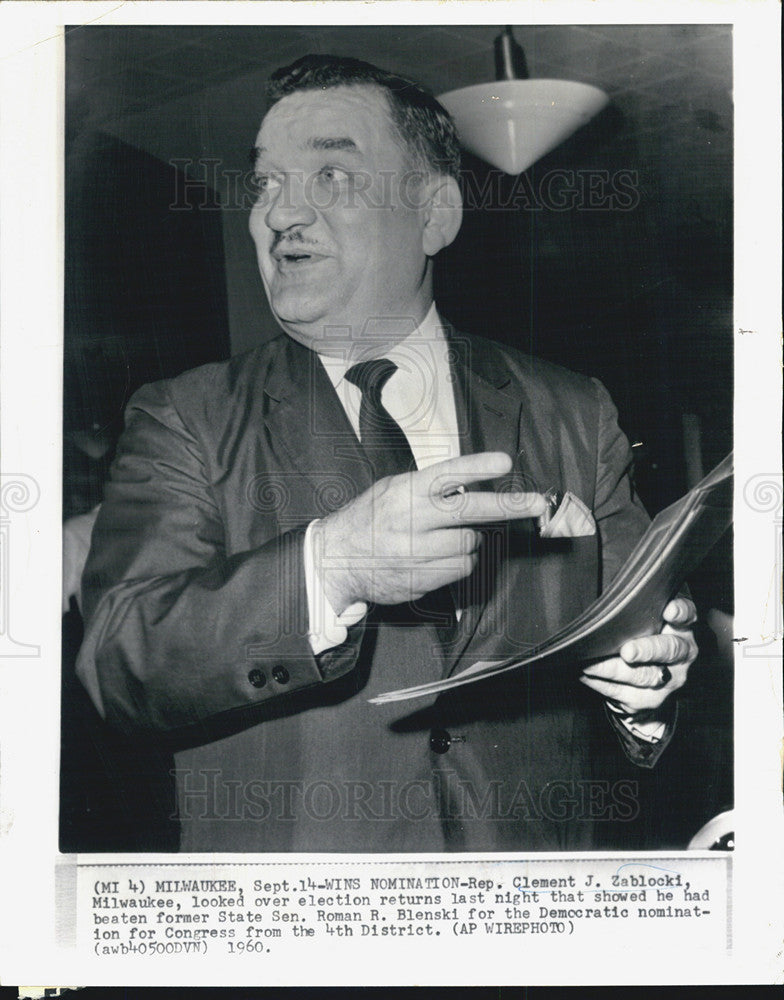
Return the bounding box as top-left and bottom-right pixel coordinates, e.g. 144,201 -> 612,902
313,452 -> 546,614
579,597 -> 698,714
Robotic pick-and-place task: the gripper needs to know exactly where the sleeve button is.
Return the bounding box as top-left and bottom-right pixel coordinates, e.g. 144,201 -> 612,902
247,667 -> 267,688
272,665 -> 290,684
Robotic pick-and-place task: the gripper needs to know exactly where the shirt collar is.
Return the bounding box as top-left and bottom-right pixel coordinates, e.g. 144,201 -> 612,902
319,302 -> 447,391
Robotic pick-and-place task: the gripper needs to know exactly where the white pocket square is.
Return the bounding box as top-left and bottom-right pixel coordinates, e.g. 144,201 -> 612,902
538,490 -> 596,538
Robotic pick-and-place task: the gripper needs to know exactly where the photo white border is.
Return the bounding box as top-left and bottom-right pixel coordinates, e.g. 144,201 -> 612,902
0,0 -> 781,986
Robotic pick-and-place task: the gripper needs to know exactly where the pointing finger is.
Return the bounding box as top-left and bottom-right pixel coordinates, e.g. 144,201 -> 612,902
414,452 -> 513,495
426,489 -> 547,525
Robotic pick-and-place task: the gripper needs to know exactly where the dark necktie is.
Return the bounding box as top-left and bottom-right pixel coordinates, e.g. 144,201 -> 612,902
345,358 -> 416,479
345,358 -> 456,644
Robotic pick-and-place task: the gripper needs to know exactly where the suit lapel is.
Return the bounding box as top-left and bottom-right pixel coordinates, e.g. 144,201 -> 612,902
444,330 -> 561,674
448,329 -> 560,490
262,338 -> 374,519
444,332 -> 521,670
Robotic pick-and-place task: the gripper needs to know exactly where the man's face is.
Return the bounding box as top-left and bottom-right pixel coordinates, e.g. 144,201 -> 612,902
249,85 -> 433,352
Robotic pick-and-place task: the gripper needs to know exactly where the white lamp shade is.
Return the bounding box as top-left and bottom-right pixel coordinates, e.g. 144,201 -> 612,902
438,79 -> 610,175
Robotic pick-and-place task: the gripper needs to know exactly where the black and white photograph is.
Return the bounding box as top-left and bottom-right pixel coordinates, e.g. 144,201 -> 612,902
0,0 -> 781,988
55,24 -> 733,853
60,21 -> 734,856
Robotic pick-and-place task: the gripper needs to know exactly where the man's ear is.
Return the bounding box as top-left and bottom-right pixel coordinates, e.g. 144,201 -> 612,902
421,176 -> 463,256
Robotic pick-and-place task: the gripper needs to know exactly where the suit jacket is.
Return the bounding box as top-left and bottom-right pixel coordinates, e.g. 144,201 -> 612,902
77,327 -> 655,852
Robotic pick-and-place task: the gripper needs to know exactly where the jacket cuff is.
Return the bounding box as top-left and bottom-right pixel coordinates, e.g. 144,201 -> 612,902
605,699 -> 678,768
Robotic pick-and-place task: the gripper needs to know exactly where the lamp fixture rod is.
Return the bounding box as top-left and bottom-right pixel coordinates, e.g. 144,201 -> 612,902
494,26 -> 529,81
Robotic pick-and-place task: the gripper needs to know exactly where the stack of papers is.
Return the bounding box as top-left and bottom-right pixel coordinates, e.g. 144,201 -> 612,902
371,453 -> 733,705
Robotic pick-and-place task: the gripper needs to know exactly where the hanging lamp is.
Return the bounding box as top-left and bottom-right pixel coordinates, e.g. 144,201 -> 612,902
438,27 -> 610,175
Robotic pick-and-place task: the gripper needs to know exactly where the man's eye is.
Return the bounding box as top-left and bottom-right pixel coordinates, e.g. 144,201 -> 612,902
318,166 -> 350,184
252,174 -> 280,198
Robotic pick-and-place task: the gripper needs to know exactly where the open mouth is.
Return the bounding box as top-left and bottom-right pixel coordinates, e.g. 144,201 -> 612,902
272,248 -> 327,269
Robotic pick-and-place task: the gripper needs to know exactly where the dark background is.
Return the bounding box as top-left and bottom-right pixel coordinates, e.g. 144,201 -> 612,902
61,25 -> 733,852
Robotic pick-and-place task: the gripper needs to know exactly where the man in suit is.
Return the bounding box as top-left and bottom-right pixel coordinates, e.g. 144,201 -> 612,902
76,55 -> 697,853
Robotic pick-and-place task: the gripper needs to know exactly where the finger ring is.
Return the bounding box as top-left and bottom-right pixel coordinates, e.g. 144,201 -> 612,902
654,666 -> 672,689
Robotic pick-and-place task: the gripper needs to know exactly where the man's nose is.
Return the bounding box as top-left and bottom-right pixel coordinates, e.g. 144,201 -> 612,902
264,172 -> 317,231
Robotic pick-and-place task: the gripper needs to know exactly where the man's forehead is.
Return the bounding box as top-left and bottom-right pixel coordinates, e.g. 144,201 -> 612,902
256,84 -> 393,150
